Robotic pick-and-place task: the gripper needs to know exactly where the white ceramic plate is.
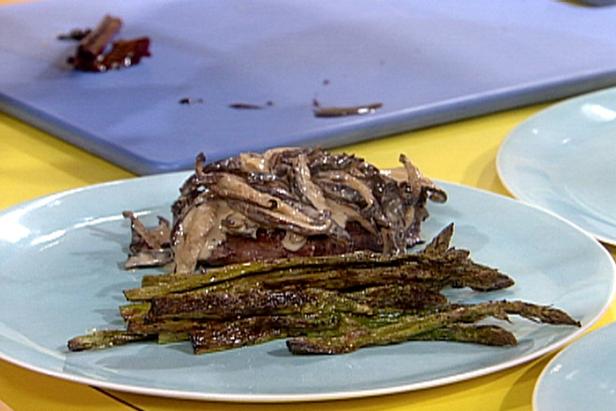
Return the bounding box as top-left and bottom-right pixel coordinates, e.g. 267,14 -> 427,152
534,322 -> 616,411
497,86 -> 616,245
0,174 -> 613,402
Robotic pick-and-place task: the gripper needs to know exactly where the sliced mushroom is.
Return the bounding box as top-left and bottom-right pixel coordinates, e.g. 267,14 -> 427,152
212,174 -> 305,219
324,198 -> 377,236
225,199 -> 338,238
124,250 -> 173,269
221,211 -> 259,238
293,153 -> 330,212
161,148 -> 446,270
173,202 -> 220,273
281,231 -> 307,252
315,170 -> 376,208
399,154 -> 447,203
122,211 -> 173,269
239,152 -> 269,173
122,211 -> 171,251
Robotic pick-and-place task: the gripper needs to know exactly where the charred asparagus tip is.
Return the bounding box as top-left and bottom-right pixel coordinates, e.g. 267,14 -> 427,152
67,330 -> 152,351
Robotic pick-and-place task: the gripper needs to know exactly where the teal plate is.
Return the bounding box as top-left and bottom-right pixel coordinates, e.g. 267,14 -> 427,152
497,86 -> 616,245
0,175 -> 613,402
534,323 -> 616,411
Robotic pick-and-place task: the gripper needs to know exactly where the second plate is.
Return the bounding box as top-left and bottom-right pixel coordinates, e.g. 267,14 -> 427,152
497,86 -> 616,244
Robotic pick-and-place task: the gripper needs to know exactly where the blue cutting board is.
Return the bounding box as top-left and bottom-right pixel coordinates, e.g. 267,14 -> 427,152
2,0 -> 616,175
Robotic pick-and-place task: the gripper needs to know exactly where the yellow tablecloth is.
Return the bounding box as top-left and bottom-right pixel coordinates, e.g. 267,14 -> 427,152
1,2 -> 615,409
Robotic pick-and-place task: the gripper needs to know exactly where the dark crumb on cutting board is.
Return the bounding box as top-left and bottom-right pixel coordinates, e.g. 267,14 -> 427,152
229,101 -> 274,110
179,98 -> 205,105
57,28 -> 91,41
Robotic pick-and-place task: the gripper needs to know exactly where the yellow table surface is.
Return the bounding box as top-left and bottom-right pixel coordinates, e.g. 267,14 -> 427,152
1,2 -> 615,409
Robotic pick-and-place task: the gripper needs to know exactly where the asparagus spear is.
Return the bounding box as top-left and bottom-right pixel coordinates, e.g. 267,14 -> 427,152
67,330 -> 153,351
286,300 -> 579,354
190,314 -> 340,354
420,223 -> 455,257
411,324 -> 517,346
127,317 -> 207,334
158,332 -> 189,344
261,260 -> 512,292
146,287 -> 372,321
345,283 -> 447,310
126,265 -> 335,300
119,302 -> 150,321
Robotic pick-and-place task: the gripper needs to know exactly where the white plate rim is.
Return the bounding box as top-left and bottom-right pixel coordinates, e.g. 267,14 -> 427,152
0,174 -> 614,403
